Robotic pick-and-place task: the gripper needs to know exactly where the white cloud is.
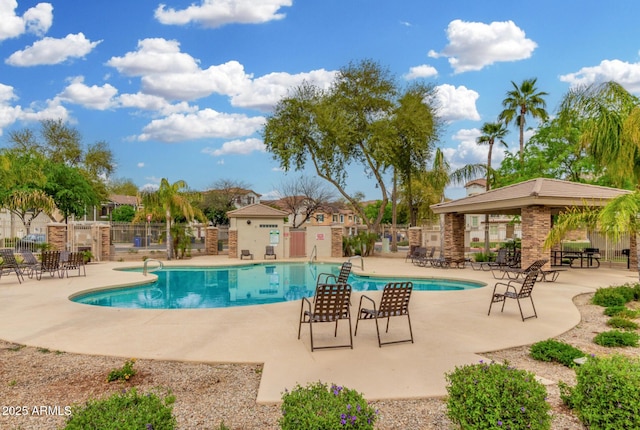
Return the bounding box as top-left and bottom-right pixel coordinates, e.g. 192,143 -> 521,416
155,0 -> 292,28
434,84 -> 480,122
429,20 -> 537,74
117,92 -> 197,116
56,76 -> 117,110
6,33 -> 101,66
202,137 -> 265,156
404,64 -> 438,80
0,1 -> 53,41
137,162 -> 145,168
230,68 -> 336,111
137,109 -> 265,142
442,127 -> 506,171
0,83 -> 69,134
107,38 -> 199,76
559,59 -> 640,94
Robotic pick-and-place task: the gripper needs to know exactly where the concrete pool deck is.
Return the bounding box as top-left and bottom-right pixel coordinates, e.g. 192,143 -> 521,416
0,255 -> 636,403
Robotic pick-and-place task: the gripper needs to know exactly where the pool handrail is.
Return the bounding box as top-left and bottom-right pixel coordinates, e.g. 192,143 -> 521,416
347,255 -> 364,271
143,258 -> 164,276
309,245 -> 317,263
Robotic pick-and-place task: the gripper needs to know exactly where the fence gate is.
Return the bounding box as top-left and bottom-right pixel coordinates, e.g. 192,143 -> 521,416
289,229 -> 306,258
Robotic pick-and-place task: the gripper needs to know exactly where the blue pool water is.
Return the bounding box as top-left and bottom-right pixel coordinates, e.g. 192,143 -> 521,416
71,262 -> 484,309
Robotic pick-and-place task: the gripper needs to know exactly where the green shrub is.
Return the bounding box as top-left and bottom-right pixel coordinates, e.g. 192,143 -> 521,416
593,330 -> 639,347
64,387 -> 176,429
445,361 -> 551,430
603,305 -> 628,317
107,359 -> 137,382
530,339 -> 586,367
280,382 -> 377,430
473,252 -> 494,262
607,316 -> 639,331
592,287 -> 632,307
559,355 -> 640,429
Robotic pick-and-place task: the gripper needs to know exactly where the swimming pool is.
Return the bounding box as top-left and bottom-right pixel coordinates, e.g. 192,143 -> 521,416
71,262 -> 485,309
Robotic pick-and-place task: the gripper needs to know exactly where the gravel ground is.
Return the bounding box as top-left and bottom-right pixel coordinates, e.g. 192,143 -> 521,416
1,293 -> 638,430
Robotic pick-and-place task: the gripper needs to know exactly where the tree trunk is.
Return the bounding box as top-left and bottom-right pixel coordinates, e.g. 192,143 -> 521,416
166,209 -> 172,260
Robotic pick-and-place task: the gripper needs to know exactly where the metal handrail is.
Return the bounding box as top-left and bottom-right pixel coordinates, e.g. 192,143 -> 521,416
347,255 -> 364,271
143,258 -> 164,275
309,245 -> 317,263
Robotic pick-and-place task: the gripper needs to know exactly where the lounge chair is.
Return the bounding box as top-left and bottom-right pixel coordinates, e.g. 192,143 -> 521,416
492,258 -> 548,280
0,249 -> 24,283
61,251 -> 86,277
240,249 -> 253,260
298,283 -> 353,351
317,261 -> 352,285
264,245 -> 276,259
36,250 -> 62,280
355,281 -> 413,347
488,270 -> 539,321
471,248 -> 508,271
413,247 -> 436,267
19,250 -> 41,279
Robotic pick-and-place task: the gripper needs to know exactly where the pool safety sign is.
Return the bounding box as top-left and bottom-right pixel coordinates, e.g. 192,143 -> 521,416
270,229 -> 280,245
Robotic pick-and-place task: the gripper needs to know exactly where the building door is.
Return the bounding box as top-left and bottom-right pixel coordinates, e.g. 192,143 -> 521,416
289,229 -> 306,257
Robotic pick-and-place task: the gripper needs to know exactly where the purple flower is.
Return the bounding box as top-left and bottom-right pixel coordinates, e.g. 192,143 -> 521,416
347,404 -> 351,410
521,407 -> 526,413
498,421 -> 503,426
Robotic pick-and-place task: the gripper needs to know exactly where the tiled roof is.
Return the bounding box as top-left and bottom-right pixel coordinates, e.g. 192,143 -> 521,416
432,178 -> 630,215
109,194 -> 139,205
227,203 -> 288,217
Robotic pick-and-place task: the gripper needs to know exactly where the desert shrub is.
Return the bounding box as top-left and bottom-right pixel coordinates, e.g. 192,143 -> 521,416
64,387 -> 176,430
603,305 -> 628,317
607,316 -> 639,331
107,359 -> 136,382
280,382 -> 377,429
592,286 -> 634,307
529,339 -> 586,367
473,252 -> 494,262
446,361 -> 551,430
593,330 -> 639,347
559,355 -> 640,429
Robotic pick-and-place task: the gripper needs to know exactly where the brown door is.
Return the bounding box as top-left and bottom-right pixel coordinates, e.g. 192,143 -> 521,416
289,230 -> 306,257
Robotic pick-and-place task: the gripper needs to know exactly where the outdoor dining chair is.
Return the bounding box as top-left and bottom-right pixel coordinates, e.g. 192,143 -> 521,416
240,249 -> 253,260
488,270 -> 539,321
298,283 -> 353,351
0,249 -> 24,283
355,281 -> 414,347
36,250 -> 62,280
264,245 -> 276,259
316,261 -> 352,286
61,251 -> 86,277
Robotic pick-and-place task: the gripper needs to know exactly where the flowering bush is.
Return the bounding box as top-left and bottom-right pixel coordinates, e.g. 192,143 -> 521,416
279,381 -> 377,429
446,361 -> 551,430
64,388 -> 176,429
107,358 -> 137,382
560,354 -> 640,429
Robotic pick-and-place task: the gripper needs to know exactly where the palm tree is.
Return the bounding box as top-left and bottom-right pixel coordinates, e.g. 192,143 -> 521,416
139,178 -> 202,260
545,82 -> 640,270
476,121 -> 509,253
499,78 -> 549,165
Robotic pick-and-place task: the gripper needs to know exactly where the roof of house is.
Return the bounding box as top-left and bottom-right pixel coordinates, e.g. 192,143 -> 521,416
109,194 -> 139,205
227,203 -> 288,218
465,178 -> 487,188
431,178 -> 631,215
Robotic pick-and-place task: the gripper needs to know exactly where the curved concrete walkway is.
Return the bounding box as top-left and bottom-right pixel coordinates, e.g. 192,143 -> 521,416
0,256 -> 635,403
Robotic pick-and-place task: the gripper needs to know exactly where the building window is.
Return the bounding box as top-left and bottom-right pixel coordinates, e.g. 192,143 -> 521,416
332,215 -> 338,222
317,214 -> 324,223
340,214 -> 344,223
471,216 -> 478,227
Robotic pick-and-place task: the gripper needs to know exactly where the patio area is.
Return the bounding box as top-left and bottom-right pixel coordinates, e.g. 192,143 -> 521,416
0,255 -> 636,403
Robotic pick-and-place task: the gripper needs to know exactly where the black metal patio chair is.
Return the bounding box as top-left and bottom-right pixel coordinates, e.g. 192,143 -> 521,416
298,283 -> 353,351
355,281 -> 414,347
488,270 -> 539,321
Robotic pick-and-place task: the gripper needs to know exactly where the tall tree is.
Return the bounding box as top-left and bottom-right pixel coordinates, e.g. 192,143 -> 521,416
499,78 -> 549,165
139,178 -> 202,260
108,178 -> 139,196
43,163 -> 101,222
275,176 -> 335,228
476,121 -> 509,253
264,59 -> 408,232
200,179 -> 252,226
385,82 -> 441,226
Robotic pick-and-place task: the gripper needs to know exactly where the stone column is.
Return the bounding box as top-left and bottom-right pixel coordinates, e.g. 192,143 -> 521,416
228,229 -> 238,258
205,227 -> 219,255
46,223 -> 66,251
521,205 -> 551,268
331,226 -> 344,258
97,224 -> 110,262
443,213 -> 465,260
408,227 -> 422,249
630,233 -> 637,272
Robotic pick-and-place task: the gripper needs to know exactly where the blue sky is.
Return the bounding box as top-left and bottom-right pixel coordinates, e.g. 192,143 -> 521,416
1,0 -> 640,201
